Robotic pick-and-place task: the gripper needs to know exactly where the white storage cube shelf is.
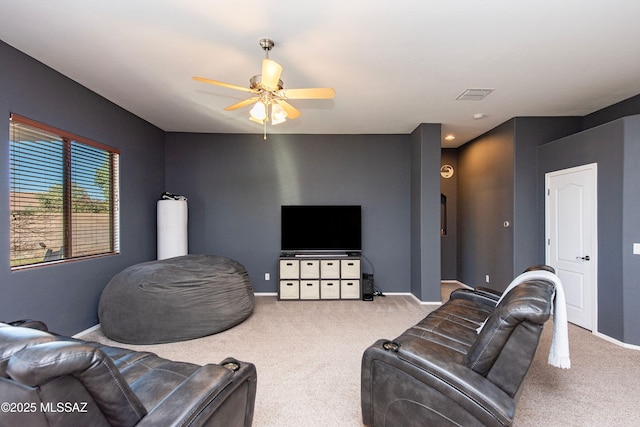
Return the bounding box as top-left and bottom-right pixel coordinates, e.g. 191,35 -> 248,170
278,256 -> 361,300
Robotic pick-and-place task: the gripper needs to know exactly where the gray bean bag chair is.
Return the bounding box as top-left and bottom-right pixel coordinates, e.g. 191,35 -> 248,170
99,254 -> 255,344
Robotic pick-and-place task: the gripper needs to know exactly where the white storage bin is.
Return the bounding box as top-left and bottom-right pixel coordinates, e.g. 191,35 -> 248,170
279,280 -> 300,299
341,280 -> 361,299
320,260 -> 340,278
300,280 -> 320,299
300,260 -> 320,278
341,259 -> 361,279
279,259 -> 300,279
320,280 -> 340,299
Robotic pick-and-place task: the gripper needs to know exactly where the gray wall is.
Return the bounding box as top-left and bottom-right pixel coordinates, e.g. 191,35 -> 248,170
440,149 -> 457,280
581,95 -> 640,345
0,41 -> 164,335
512,117 -> 583,273
622,116 -> 640,345
583,93 -> 640,130
537,116 -> 640,345
164,132 -> 413,294
409,124 -> 442,301
456,117 -> 583,291
457,121 -> 515,289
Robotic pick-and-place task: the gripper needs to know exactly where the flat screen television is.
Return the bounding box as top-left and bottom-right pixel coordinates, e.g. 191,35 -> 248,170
281,205 -> 362,253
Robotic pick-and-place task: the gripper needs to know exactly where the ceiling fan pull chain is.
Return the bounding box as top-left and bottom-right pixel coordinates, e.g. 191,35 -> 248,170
263,115 -> 267,140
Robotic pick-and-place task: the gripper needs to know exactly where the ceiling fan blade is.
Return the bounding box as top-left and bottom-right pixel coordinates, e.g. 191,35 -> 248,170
275,99 -> 301,120
193,76 -> 256,93
224,97 -> 259,111
277,87 -> 336,99
261,59 -> 283,91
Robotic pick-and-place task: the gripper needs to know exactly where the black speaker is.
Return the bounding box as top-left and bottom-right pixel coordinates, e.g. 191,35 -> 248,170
362,273 -> 374,301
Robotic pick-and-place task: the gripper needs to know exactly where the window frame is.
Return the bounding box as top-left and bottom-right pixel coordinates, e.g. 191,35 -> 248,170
9,114 -> 120,269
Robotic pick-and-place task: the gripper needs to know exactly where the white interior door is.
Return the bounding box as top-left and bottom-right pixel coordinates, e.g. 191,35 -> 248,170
545,163 -> 597,331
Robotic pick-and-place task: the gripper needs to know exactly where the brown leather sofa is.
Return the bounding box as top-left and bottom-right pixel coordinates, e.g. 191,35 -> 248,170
0,321 -> 256,426
361,270 -> 555,426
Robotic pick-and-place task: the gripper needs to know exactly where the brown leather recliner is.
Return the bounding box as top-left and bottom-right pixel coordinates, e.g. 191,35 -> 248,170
0,322 -> 256,426
361,272 -> 555,426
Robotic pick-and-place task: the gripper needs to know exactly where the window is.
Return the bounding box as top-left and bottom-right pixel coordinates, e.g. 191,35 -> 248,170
9,114 -> 119,268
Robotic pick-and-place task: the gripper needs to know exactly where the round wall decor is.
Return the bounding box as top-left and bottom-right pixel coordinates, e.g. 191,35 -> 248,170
440,165 -> 454,178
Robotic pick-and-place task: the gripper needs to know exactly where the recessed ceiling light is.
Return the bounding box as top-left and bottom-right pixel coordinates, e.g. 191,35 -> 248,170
473,113 -> 485,120
444,134 -> 456,141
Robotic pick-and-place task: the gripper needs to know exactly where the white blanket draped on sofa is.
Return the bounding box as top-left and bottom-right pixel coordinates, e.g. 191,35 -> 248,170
478,269 -> 571,369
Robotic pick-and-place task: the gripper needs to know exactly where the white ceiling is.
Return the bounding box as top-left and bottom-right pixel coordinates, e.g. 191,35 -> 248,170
2,0 -> 640,147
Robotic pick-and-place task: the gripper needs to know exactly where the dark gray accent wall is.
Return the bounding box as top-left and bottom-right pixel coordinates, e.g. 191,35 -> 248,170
622,116 -> 640,345
457,121 -> 515,289
0,41 -> 164,335
409,124 -> 441,301
583,93 -> 640,130
512,117 -> 583,274
164,132 -> 412,294
537,115 -> 640,345
457,118 -> 582,291
440,149 -> 457,280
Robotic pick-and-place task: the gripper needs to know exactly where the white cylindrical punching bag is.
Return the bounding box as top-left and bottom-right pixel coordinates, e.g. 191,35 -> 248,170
157,199 -> 188,260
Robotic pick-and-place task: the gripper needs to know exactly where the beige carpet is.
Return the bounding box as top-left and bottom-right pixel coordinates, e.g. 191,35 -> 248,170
84,293 -> 640,426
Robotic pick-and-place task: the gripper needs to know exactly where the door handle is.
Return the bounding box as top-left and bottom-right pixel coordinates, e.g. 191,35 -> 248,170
576,255 -> 590,261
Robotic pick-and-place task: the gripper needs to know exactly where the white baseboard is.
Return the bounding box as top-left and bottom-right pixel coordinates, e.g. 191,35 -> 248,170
255,291 -> 441,305
594,331 -> 640,351
442,280 -> 472,289
73,323 -> 100,338
383,292 -> 441,306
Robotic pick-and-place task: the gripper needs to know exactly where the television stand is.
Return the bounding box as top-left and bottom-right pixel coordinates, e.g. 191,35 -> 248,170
278,254 -> 361,300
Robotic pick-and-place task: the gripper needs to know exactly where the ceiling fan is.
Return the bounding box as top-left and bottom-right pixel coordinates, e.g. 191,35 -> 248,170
193,38 -> 335,139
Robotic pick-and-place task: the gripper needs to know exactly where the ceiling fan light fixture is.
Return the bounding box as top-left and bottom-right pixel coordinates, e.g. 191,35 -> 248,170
271,103 -> 288,125
193,37 -> 334,140
249,101 -> 288,126
249,101 -> 267,121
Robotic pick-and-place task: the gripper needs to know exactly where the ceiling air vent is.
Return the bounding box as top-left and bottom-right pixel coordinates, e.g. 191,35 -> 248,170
456,88 -> 494,101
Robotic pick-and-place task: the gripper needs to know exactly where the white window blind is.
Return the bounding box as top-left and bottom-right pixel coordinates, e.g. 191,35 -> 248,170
9,114 -> 119,268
